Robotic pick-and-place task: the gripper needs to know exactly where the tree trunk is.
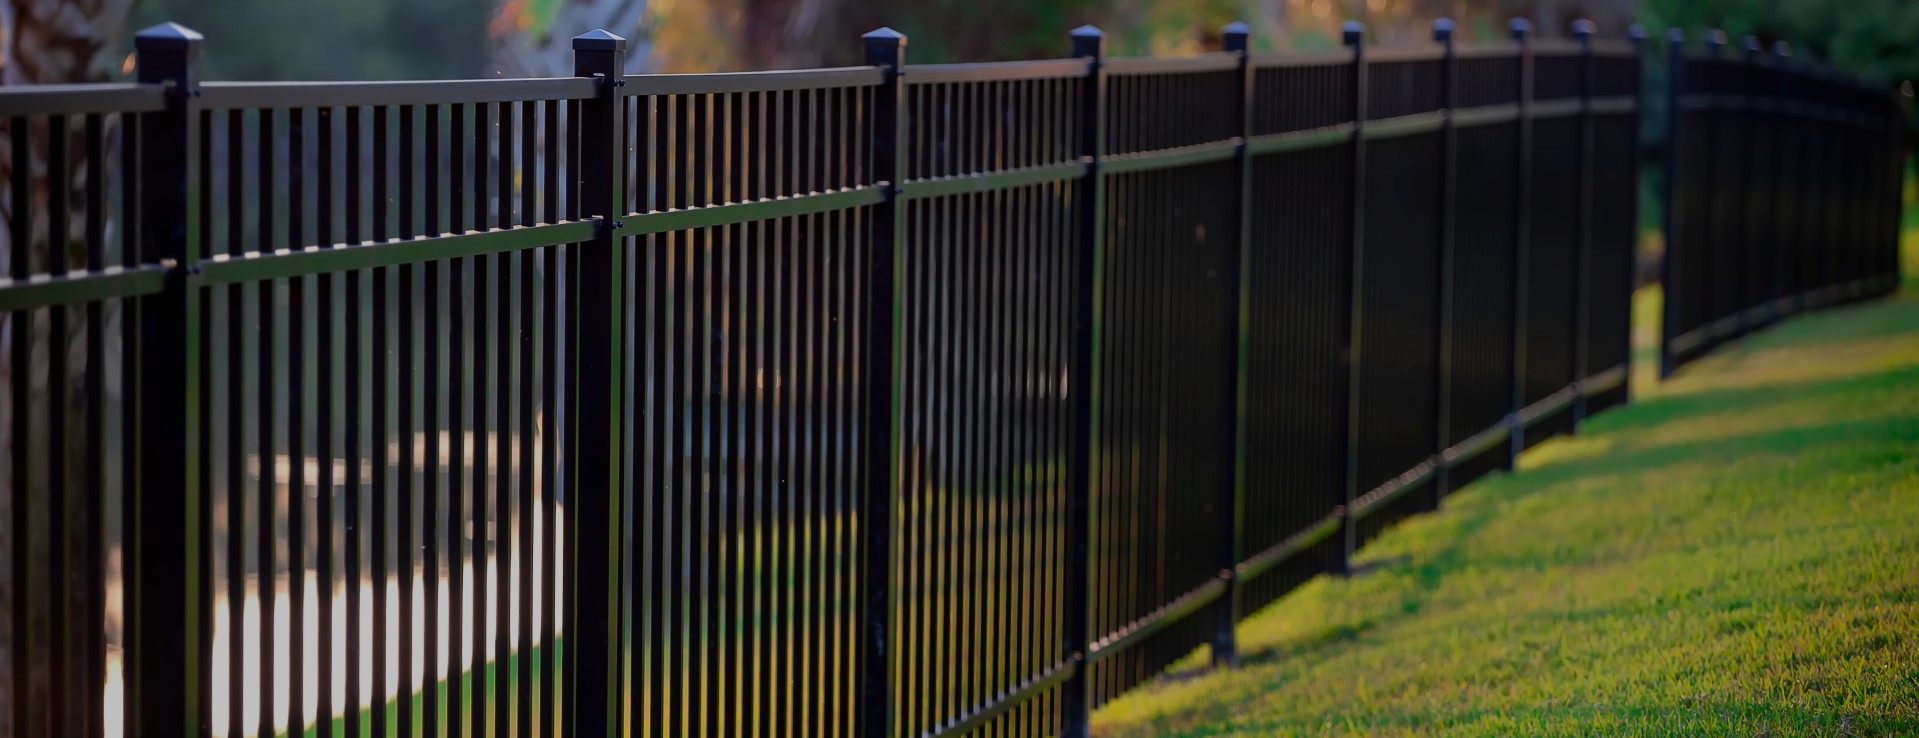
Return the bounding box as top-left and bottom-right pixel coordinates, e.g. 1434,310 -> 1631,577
1,0 -> 135,732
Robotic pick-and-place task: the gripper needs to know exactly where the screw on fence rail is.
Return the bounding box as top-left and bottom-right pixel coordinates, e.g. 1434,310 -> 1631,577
1430,17 -> 1457,512
1659,28 -> 1685,378
1337,19 -> 1365,577
858,25 -> 906,738
569,27 -> 626,738
1505,17 -> 1531,470
1063,23 -> 1104,738
1571,19 -> 1597,432
130,21 -> 206,738
1214,18 -> 1254,670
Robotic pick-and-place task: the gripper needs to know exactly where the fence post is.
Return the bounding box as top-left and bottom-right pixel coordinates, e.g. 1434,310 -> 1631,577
130,22 -> 205,738
1337,19 -> 1365,575
568,29 -> 625,738
1768,41 -> 1792,319
1702,31 -> 1727,340
1062,24 -> 1105,738
859,26 -> 906,738
1626,24 -> 1647,404
1571,19 -> 1596,432
1430,17 -> 1457,511
1725,32 -> 1753,340
1890,79 -> 1913,296
1741,35 -> 1776,328
1505,18 -> 1531,470
1214,19 -> 1254,669
1659,28 -> 1684,378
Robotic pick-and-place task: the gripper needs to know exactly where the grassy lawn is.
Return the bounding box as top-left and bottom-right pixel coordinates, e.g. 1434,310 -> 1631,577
1092,237 -> 1919,733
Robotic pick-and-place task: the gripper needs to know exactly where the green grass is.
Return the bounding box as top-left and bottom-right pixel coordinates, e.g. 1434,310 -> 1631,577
1091,242 -> 1919,734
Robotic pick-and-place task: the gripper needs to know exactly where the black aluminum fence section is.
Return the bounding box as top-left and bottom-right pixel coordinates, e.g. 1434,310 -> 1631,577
0,79 -> 158,738
616,61 -> 883,738
1659,33 -> 1910,376
8,16 -> 1895,738
892,51 -> 1085,738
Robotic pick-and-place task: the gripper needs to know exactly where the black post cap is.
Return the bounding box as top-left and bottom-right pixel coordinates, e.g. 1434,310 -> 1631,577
1223,21 -> 1252,53
1071,25 -> 1105,58
573,29 -> 627,52
134,22 -> 203,49
1432,18 -> 1454,43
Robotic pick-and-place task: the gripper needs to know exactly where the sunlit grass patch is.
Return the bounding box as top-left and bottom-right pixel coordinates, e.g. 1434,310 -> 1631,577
1093,253 -> 1919,734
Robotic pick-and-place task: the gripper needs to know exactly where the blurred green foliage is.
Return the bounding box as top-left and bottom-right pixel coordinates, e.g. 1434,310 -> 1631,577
130,0 -> 494,80
1642,0 -> 1919,90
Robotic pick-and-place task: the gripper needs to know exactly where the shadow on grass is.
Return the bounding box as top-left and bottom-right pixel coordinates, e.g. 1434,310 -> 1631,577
1219,346 -> 1919,678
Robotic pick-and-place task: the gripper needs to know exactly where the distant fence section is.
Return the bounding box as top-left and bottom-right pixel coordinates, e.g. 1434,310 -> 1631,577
1659,31 -> 1911,376
0,14 -> 1903,738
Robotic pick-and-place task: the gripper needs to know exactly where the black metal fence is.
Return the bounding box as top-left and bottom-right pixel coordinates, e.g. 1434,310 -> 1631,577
1659,31 -> 1910,376
0,14 -> 1899,738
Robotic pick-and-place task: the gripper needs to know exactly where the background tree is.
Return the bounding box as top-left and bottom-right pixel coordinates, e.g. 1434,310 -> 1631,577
2,0 -> 138,728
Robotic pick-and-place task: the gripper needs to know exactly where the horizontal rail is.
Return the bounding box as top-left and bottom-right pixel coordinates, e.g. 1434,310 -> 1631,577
1680,94 -> 1886,128
1580,363 -> 1627,396
1441,423 -> 1511,465
1589,39 -> 1638,58
1456,44 -> 1524,60
1530,39 -> 1584,56
1531,98 -> 1583,119
1590,96 -> 1637,116
1104,53 -> 1240,76
1100,139 -> 1239,174
0,265 -> 171,312
1234,512 -> 1343,582
195,220 -> 596,286
1251,50 -> 1351,69
906,58 -> 1089,84
1249,123 -> 1355,156
1517,386 -> 1579,428
0,83 -> 167,116
197,77 -> 598,109
901,161 -> 1089,199
1452,103 -> 1520,128
1665,325 -> 1712,362
1364,111 -> 1445,140
1367,47 -> 1445,64
623,66 -> 884,95
922,661 -> 1079,738
1350,458 -> 1439,521
1088,578 -> 1228,661
618,186 -> 885,235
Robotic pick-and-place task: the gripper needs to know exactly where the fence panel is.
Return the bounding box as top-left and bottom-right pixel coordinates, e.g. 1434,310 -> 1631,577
1088,56 -> 1241,707
0,84 -> 155,738
891,57 -> 1084,738
1442,46 -> 1522,496
1235,50 -> 1360,619
1520,46 -> 1584,449
1583,49 -> 1642,417
1659,34 -> 1906,377
1351,49 -> 1445,546
617,69 -> 882,738
193,78 -> 595,738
